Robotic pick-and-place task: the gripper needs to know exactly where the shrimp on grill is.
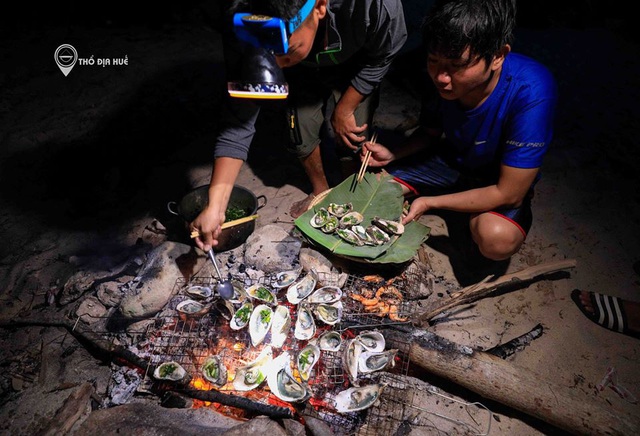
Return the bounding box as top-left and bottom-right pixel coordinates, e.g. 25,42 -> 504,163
364,301 -> 390,317
388,304 -> 409,322
375,285 -> 402,301
363,274 -> 384,283
350,291 -> 379,306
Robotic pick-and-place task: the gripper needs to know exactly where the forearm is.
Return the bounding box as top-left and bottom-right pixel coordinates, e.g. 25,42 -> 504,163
208,157 -> 245,210
430,185 -> 510,213
334,86 -> 365,118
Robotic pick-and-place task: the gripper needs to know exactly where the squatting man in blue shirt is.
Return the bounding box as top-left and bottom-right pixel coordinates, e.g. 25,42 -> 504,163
362,0 -> 557,261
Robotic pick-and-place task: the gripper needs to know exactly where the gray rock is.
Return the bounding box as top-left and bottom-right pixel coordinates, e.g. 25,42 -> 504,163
73,401 -> 238,435
244,225 -> 301,273
299,247 -> 348,287
76,296 -> 108,324
96,281 -> 124,307
221,416 -> 287,436
119,241 -> 206,319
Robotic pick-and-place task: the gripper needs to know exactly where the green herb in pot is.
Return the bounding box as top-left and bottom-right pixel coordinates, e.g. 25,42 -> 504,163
225,206 -> 249,222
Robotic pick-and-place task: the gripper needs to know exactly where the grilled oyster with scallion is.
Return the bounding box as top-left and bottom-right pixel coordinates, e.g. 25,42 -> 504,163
230,301 -> 253,330
372,216 -> 404,235
310,207 -> 331,228
249,304 -> 273,347
201,355 -> 227,387
351,225 -> 377,246
327,202 -> 353,217
267,351 -> 310,403
336,228 -> 363,246
233,346 -> 272,391
339,211 -> 364,228
322,216 -> 339,233
153,361 -> 187,382
366,225 -> 390,245
297,343 -> 321,382
246,284 -> 276,305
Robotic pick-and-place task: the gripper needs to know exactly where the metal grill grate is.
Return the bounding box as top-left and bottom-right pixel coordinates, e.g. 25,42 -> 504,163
130,270 -> 420,433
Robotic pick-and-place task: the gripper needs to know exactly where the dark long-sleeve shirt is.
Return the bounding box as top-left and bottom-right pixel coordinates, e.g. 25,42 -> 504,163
214,0 -> 407,161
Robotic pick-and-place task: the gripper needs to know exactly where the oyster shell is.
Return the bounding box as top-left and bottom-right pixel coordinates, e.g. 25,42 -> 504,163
314,301 -> 343,325
229,279 -> 249,304
318,330 -> 342,352
249,304 -> 274,347
176,299 -> 208,318
339,211 -> 364,228
201,355 -> 227,387
185,285 -> 212,299
294,303 -> 316,340
334,384 -> 386,414
297,342 -> 321,381
246,284 -> 277,305
233,346 -> 272,391
351,225 -> 377,246
372,216 -> 405,235
322,216 -> 339,233
213,299 -> 235,321
358,349 -> 398,373
310,207 -> 331,228
307,286 -> 342,304
286,269 -> 318,304
336,228 -> 363,246
230,301 -> 253,330
327,202 -> 353,218
270,305 -> 292,349
365,225 -> 390,245
356,330 -> 386,352
153,361 -> 187,382
272,267 -> 302,289
342,338 -> 363,385
266,351 -> 309,403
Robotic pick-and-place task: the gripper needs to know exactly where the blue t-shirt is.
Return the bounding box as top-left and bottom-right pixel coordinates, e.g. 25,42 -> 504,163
423,53 -> 557,175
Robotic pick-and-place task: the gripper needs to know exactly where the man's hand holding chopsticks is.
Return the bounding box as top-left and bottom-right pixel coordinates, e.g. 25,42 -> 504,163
360,139 -> 395,167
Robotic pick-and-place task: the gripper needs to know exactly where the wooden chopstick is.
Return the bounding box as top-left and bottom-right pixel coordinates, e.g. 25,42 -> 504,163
190,214 -> 259,238
356,132 -> 377,183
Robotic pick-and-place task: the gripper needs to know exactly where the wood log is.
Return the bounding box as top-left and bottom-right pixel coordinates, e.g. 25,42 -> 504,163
0,312 -> 294,420
385,328 -> 639,436
414,259 -> 577,325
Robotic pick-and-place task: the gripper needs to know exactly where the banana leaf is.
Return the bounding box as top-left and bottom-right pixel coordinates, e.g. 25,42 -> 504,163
294,172 -> 430,263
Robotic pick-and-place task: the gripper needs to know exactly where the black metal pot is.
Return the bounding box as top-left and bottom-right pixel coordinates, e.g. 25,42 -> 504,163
167,185 -> 267,252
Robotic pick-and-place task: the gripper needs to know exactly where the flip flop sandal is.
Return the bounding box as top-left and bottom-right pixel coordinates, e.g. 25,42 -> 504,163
571,289 -> 635,337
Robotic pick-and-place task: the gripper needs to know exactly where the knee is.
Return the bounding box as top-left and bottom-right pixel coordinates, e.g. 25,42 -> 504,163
471,218 -> 524,261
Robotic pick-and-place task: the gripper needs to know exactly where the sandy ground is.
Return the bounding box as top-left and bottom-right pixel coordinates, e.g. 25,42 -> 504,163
1,5 -> 639,435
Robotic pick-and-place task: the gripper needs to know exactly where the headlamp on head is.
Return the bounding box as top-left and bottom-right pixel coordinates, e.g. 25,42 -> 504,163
233,0 -> 316,54
227,0 -> 316,100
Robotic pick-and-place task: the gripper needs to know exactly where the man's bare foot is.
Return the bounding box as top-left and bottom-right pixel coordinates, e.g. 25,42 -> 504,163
290,194 -> 316,218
